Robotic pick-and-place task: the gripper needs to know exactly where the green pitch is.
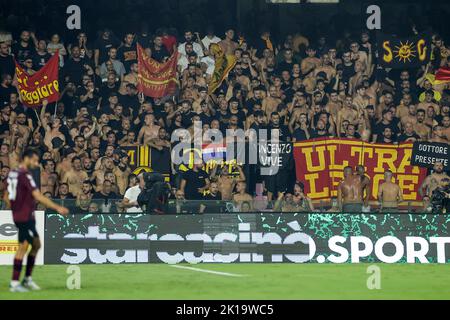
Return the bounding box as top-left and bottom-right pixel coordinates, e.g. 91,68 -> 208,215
1,264 -> 450,300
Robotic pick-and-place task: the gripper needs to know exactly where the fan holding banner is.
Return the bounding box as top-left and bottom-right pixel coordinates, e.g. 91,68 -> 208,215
136,44 -> 178,98
15,53 -> 60,108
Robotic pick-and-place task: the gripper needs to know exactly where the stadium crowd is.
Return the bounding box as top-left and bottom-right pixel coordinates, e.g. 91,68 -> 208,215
0,23 -> 449,213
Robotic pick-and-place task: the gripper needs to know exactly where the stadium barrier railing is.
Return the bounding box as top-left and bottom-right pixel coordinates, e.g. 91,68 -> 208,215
0,199 -> 432,214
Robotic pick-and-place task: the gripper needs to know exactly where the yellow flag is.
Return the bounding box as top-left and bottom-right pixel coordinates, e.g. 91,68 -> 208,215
208,44 -> 237,94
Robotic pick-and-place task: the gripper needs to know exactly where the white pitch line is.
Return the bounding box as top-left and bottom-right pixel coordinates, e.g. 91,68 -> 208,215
170,265 -> 246,277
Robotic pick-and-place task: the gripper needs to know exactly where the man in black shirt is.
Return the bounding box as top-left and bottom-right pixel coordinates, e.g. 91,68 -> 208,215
311,119 -> 329,139
341,52 -> 355,86
198,100 -> 215,125
93,180 -> 120,211
32,40 -> 51,70
63,46 -> 88,85
246,86 -> 265,113
277,48 -> 295,74
397,122 -> 421,143
99,76 -> 121,102
268,112 -> 290,142
229,97 -> 246,129
372,109 -> 400,143
117,33 -> 137,71
11,30 -> 34,66
179,163 -> 210,200
0,42 -> 15,77
120,84 -> 140,116
0,74 -> 15,106
59,82 -> 79,119
151,35 -> 170,63
249,111 -> 266,137
200,182 -> 224,213
292,113 -> 311,142
376,127 -> 397,144
57,183 -> 76,200
94,29 -> 120,68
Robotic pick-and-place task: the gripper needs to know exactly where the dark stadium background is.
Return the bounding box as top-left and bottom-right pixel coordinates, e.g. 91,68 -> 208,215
1,0 -> 450,45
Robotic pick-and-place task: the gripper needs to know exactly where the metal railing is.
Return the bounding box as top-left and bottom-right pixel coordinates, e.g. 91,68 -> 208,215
0,199 -> 435,214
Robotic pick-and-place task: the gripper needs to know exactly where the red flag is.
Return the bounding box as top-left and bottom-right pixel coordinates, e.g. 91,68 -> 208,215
435,66 -> 450,84
137,44 -> 178,98
15,53 -> 60,108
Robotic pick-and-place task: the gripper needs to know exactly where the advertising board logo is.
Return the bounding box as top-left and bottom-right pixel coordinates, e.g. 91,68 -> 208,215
0,223 -> 18,237
54,222 -> 450,264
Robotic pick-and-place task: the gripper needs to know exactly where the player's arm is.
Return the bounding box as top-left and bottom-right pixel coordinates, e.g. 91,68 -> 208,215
32,189 -> 68,215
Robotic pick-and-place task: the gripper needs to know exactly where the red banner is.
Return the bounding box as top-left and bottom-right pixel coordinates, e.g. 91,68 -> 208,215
137,44 -> 178,98
15,53 -> 60,108
293,138 -> 427,201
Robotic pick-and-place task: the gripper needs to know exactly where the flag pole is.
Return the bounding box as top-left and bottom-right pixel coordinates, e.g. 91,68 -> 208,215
33,108 -> 40,124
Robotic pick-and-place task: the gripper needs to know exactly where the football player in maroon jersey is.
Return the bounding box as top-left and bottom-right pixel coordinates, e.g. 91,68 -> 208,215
4,149 -> 69,292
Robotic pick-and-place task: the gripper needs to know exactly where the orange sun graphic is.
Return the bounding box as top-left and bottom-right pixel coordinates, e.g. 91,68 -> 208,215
393,41 -> 417,63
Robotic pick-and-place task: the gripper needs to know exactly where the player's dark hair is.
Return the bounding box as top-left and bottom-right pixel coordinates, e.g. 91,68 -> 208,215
22,148 -> 40,160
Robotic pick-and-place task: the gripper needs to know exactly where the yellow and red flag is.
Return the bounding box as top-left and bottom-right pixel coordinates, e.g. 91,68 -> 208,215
15,53 -> 60,107
435,66 -> 450,85
137,44 -> 178,98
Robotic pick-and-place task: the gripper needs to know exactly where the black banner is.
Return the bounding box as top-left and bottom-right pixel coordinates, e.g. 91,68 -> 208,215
123,145 -> 171,175
44,213 -> 450,265
377,33 -> 431,69
411,141 -> 449,170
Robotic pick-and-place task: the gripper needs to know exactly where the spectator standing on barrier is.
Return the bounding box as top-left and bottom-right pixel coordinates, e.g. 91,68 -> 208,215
355,165 -> 371,211
378,170 -> 403,212
338,166 -> 364,212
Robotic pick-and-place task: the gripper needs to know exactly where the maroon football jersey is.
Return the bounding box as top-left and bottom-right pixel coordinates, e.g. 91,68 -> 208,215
6,168 -> 38,223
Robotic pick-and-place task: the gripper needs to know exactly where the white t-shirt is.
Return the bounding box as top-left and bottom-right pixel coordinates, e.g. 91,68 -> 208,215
202,36 -> 221,51
200,56 -> 215,76
123,185 -> 143,213
178,42 -> 204,58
